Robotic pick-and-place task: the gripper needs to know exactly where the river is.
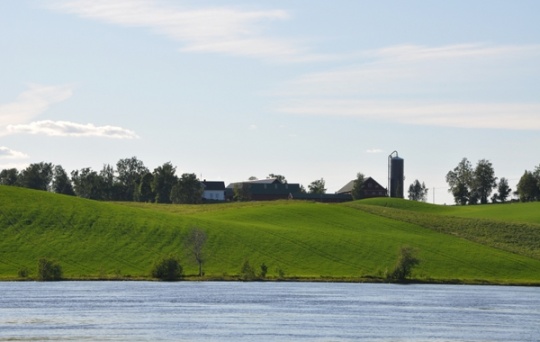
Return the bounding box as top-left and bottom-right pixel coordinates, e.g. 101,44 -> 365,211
0,281 -> 539,341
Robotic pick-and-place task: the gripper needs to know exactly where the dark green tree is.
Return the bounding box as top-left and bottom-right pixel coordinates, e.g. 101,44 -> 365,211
517,170 -> 539,202
496,177 -> 512,203
152,162 -> 177,203
534,164 -> 540,192
259,263 -> 268,279
472,159 -> 497,204
446,158 -> 473,205
99,164 -> 117,200
52,165 -> 75,196
17,162 -> 53,191
308,178 -> 326,194
71,167 -> 106,200
389,246 -> 420,282
408,179 -> 428,202
135,172 -> 154,202
151,255 -> 183,281
351,172 -> 365,200
0,168 -> 19,185
37,258 -> 63,281
170,173 -> 203,204
240,260 -> 256,281
115,157 -> 148,201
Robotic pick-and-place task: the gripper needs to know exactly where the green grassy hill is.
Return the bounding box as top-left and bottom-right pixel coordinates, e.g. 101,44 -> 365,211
1,185 -> 540,284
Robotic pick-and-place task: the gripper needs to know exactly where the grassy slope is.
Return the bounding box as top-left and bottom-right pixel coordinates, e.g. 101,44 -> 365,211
357,197 -> 540,224
349,198 -> 540,259
1,186 -> 540,284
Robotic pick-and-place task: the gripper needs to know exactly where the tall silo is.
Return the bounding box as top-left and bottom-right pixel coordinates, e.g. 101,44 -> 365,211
388,151 -> 404,198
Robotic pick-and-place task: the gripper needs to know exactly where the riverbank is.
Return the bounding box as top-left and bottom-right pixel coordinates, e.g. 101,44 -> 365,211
4,274 -> 540,286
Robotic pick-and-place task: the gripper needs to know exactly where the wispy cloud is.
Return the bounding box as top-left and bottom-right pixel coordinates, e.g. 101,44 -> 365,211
49,0 -> 324,63
0,85 -> 139,139
366,149 -> 383,154
278,44 -> 540,130
0,146 -> 29,160
7,120 -> 139,139
282,100 -> 540,130
0,84 -> 73,128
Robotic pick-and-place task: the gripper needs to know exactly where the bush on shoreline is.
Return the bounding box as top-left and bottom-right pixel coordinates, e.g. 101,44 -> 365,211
37,258 -> 63,281
151,256 -> 183,281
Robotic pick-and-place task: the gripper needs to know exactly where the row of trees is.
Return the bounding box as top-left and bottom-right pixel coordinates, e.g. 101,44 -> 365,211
0,157 -> 204,204
445,158 -> 510,205
445,158 -> 540,205
5,156 -> 538,205
0,158 -> 361,203
446,158 -> 504,205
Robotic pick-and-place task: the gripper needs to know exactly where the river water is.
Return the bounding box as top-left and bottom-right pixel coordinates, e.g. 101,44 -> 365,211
0,281 -> 539,341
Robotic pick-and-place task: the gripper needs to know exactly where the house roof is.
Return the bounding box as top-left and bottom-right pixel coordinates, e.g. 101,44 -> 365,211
335,177 -> 384,194
226,178 -> 281,189
202,181 -> 225,191
336,180 -> 355,194
248,178 -> 281,184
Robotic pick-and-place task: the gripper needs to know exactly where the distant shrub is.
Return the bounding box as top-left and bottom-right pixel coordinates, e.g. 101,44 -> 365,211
37,258 -> 63,281
151,256 -> 183,281
277,268 -> 286,280
18,267 -> 29,279
259,263 -> 268,279
240,260 -> 256,281
388,246 -> 420,282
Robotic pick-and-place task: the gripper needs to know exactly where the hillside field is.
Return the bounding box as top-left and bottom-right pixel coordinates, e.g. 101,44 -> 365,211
1,186 -> 540,284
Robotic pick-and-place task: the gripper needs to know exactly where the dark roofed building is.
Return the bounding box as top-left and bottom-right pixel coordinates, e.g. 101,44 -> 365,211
336,177 -> 387,199
225,178 -> 300,201
202,180 -> 225,201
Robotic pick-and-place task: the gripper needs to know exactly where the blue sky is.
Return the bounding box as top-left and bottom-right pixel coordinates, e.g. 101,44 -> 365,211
1,0 -> 539,204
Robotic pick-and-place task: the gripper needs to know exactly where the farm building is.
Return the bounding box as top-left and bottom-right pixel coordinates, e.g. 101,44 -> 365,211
225,178 -> 300,201
336,177 -> 388,198
201,180 -> 226,202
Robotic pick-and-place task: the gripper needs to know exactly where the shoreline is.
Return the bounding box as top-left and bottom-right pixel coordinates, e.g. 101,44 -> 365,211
3,276 -> 540,287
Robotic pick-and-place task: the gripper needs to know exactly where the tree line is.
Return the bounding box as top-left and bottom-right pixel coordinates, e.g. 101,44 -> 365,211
3,155 -> 538,205
446,157 -> 540,205
0,157 -> 204,204
0,156 -> 364,203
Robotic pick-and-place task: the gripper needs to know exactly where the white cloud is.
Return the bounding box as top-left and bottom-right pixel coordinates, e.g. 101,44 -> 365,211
278,44 -> 540,130
7,120 -> 139,139
50,0 -> 323,63
366,149 -> 383,154
0,85 -> 139,139
0,146 -> 29,160
0,84 -> 73,128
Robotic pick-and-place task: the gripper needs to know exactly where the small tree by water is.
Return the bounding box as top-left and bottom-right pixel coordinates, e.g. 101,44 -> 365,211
389,246 -> 420,282
151,255 -> 183,281
240,260 -> 256,281
37,258 -> 63,281
259,263 -> 268,279
185,227 -> 207,277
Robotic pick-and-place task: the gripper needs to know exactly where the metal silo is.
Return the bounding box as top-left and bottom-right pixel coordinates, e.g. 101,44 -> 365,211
388,151 -> 404,198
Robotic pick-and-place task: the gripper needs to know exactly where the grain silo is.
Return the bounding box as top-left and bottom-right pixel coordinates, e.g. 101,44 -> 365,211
388,151 -> 404,198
